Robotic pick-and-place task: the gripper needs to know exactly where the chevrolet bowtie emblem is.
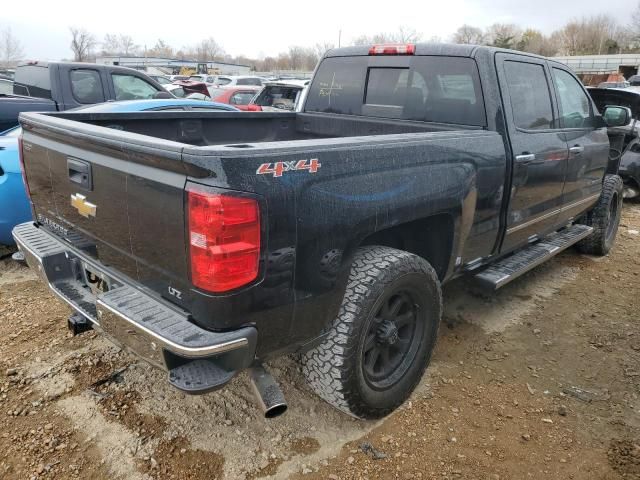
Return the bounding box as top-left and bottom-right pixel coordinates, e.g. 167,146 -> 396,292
70,193 -> 96,218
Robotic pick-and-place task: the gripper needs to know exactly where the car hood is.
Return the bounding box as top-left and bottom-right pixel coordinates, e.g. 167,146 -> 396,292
0,135 -> 19,173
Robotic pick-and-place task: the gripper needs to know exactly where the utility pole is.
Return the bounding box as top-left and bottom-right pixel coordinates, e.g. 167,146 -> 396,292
338,30 -> 342,48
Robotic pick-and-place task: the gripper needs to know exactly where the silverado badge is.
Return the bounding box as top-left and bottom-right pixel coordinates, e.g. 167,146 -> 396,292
71,193 -> 97,218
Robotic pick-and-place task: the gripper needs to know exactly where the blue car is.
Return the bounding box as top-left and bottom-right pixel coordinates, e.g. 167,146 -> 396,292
0,126 -> 31,245
0,99 -> 238,245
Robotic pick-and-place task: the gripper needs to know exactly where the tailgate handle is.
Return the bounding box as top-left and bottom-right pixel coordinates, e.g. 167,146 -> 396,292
67,158 -> 92,191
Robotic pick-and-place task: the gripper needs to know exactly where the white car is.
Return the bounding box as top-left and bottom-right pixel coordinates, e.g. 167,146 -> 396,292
249,80 -> 309,112
189,74 -> 217,86
215,75 -> 264,87
165,84 -> 186,98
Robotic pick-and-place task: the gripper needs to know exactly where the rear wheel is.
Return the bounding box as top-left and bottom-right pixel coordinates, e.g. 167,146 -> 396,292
301,246 -> 441,419
576,174 -> 623,256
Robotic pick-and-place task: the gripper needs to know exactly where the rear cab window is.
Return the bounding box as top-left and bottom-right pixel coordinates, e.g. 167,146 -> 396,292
13,65 -> 51,98
305,56 -> 486,126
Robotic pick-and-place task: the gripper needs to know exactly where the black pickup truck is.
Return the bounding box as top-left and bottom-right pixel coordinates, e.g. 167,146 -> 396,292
13,44 -> 630,419
0,61 -> 167,132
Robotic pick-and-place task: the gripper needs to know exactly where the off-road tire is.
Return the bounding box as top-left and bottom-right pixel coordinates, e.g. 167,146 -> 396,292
301,246 -> 441,419
576,174 -> 624,256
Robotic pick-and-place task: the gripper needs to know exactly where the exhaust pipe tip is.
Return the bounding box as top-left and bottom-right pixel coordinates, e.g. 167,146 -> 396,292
249,363 -> 288,419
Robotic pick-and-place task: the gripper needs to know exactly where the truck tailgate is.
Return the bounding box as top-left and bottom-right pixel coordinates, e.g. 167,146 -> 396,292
21,118 -> 190,290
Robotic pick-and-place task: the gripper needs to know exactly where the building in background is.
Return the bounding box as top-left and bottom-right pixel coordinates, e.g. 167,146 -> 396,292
554,54 -> 640,85
96,56 -> 252,76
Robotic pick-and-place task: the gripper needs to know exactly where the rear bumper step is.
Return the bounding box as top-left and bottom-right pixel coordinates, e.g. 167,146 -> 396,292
475,224 -> 593,290
12,222 -> 257,394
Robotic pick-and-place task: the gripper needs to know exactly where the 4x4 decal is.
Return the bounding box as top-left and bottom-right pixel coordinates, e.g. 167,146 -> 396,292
256,159 -> 321,177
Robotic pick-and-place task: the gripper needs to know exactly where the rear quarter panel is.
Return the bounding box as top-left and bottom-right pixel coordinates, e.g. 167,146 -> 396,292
184,130 -> 506,354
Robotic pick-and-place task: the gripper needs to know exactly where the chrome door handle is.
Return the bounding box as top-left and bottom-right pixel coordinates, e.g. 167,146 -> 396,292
516,153 -> 536,162
570,145 -> 584,155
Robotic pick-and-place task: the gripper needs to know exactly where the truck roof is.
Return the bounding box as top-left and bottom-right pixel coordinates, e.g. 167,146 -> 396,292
325,42 -> 551,63
15,61 -> 155,75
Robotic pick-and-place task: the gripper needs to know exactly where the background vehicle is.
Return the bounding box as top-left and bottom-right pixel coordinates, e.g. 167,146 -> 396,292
165,84 -> 186,97
168,75 -> 189,82
214,75 -> 263,87
589,86 -> 640,198
209,86 -> 260,110
628,74 -> 640,86
0,79 -> 13,95
0,99 -> 237,245
598,81 -> 630,89
248,80 -> 308,111
0,61 -> 167,131
0,69 -> 14,81
189,74 -> 216,86
13,44 -> 628,420
149,75 -> 172,86
0,127 -> 30,245
171,80 -> 210,98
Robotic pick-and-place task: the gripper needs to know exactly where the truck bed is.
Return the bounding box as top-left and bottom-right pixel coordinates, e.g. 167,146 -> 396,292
44,110 -> 482,148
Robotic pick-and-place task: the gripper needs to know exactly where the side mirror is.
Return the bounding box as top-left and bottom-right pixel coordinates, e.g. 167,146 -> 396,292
603,105 -> 632,127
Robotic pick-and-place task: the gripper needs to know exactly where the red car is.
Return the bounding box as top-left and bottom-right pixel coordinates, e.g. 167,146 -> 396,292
171,80 -> 211,97
208,86 -> 261,111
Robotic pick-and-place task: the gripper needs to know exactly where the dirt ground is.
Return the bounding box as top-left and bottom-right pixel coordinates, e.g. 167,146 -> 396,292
1,204 -> 639,480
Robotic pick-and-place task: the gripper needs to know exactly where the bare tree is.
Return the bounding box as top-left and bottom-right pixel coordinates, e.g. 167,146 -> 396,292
554,15 -> 625,55
146,39 -> 174,58
0,26 -> 25,67
352,27 -> 422,46
69,27 -> 96,62
119,35 -> 138,55
101,33 -> 120,55
314,42 -> 335,60
195,37 -> 224,61
393,26 -> 422,43
452,25 -> 485,45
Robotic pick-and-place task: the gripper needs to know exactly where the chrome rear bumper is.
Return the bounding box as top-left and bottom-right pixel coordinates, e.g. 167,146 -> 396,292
12,222 -> 257,393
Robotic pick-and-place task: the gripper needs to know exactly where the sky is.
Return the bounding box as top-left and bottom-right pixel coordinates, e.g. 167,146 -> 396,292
2,0 -> 639,61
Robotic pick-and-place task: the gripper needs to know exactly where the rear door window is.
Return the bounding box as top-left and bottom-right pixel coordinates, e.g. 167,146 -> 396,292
70,69 -> 105,104
112,74 -> 159,100
13,65 -> 51,98
306,56 -> 486,126
503,61 -> 554,130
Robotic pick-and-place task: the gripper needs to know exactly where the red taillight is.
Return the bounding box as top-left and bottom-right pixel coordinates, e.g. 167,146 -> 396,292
246,104 -> 262,111
17,133 -> 31,199
368,44 -> 416,56
187,185 -> 261,293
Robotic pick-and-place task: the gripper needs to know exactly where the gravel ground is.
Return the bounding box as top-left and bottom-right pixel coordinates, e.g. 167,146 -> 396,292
0,204 -> 639,480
